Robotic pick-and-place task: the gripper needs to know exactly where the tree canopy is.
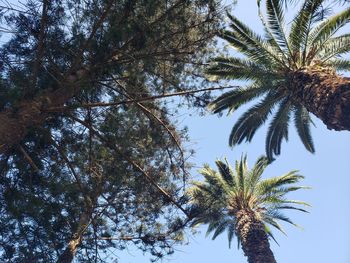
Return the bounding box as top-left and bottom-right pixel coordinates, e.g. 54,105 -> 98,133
206,0 -> 350,160
0,0 -> 222,261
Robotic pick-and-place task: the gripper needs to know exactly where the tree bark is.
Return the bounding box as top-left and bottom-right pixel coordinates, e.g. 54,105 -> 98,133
235,209 -> 277,263
57,208 -> 91,263
290,66 -> 350,131
0,69 -> 88,154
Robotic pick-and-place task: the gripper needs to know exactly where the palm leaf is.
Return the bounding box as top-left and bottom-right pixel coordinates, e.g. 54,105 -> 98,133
265,0 -> 292,55
246,156 -> 269,189
206,57 -> 274,81
257,0 -> 289,62
216,159 -> 235,187
257,171 -> 303,195
293,104 -> 315,153
264,216 -> 287,235
227,222 -> 236,248
310,7 -> 350,48
272,205 -> 309,213
289,0 -> 324,65
229,90 -> 283,146
266,210 -> 301,228
264,224 -> 280,245
265,98 -> 291,160
328,58 -> 350,70
318,34 -> 350,62
208,84 -> 270,114
211,219 -> 231,240
224,13 -> 286,67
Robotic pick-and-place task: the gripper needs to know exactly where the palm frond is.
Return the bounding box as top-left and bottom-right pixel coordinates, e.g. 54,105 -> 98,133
265,98 -> 292,160
272,205 -> 309,213
223,13 -> 286,67
328,58 -> 350,70
266,210 -> 301,228
206,57 -> 275,81
293,104 -> 315,153
310,7 -> 350,48
208,84 -> 271,114
206,220 -> 223,237
227,222 -> 236,248
257,171 -> 303,196
264,217 -> 287,235
246,156 -> 269,189
211,219 -> 231,240
265,0 -> 292,55
283,199 -> 311,207
264,224 -> 280,245
318,34 -> 350,62
289,0 -> 324,66
228,90 -> 283,146
189,156 -> 309,249
235,155 -> 247,192
257,0 -> 289,62
216,159 -> 235,187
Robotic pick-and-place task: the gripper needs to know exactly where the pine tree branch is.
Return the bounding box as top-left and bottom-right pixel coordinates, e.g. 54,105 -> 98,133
46,86 -> 237,112
69,114 -> 190,218
18,144 -> 39,173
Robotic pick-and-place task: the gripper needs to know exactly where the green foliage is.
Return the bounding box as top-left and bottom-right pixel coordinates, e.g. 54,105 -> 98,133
188,156 -> 309,248
207,0 -> 350,160
0,0 -> 222,262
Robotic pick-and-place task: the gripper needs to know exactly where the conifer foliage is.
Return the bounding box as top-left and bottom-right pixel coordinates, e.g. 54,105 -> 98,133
0,0 -> 221,262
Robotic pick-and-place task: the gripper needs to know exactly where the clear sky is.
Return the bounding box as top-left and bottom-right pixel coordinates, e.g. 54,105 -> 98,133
118,1 -> 350,263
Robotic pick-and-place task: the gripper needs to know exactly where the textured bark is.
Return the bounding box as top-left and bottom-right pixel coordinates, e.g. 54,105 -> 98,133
56,236 -> 82,263
57,208 -> 91,263
290,66 -> 350,131
0,69 -> 88,154
235,209 -> 277,263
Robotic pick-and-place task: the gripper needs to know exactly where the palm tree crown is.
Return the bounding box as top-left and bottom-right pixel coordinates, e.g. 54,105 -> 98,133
188,156 -> 309,262
207,0 -> 350,160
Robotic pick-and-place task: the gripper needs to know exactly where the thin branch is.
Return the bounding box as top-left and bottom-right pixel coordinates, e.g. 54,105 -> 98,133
30,0 -> 49,89
18,145 -> 39,172
112,76 -> 185,170
69,114 -> 190,218
46,86 -> 237,112
49,137 -> 87,199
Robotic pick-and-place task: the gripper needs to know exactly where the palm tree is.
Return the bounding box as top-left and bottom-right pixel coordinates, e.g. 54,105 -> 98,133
207,0 -> 350,159
188,156 -> 309,263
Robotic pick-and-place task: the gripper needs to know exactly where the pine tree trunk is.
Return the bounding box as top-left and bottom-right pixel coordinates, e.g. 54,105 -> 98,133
56,236 -> 82,263
290,66 -> 350,131
0,69 -> 88,154
57,208 -> 91,263
235,209 -> 277,263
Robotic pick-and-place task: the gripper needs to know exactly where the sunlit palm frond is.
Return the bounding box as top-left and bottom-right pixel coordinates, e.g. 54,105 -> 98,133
328,58 -> 350,70
289,0 -> 324,65
188,156 -> 309,248
265,0 -> 292,54
224,13 -> 286,67
318,34 -> 350,62
310,7 -> 350,48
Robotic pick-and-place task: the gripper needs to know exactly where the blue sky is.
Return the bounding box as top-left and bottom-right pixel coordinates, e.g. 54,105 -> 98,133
118,1 -> 350,262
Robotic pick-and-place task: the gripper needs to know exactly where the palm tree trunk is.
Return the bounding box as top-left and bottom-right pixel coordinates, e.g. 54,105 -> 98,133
235,209 -> 277,263
290,66 -> 350,131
